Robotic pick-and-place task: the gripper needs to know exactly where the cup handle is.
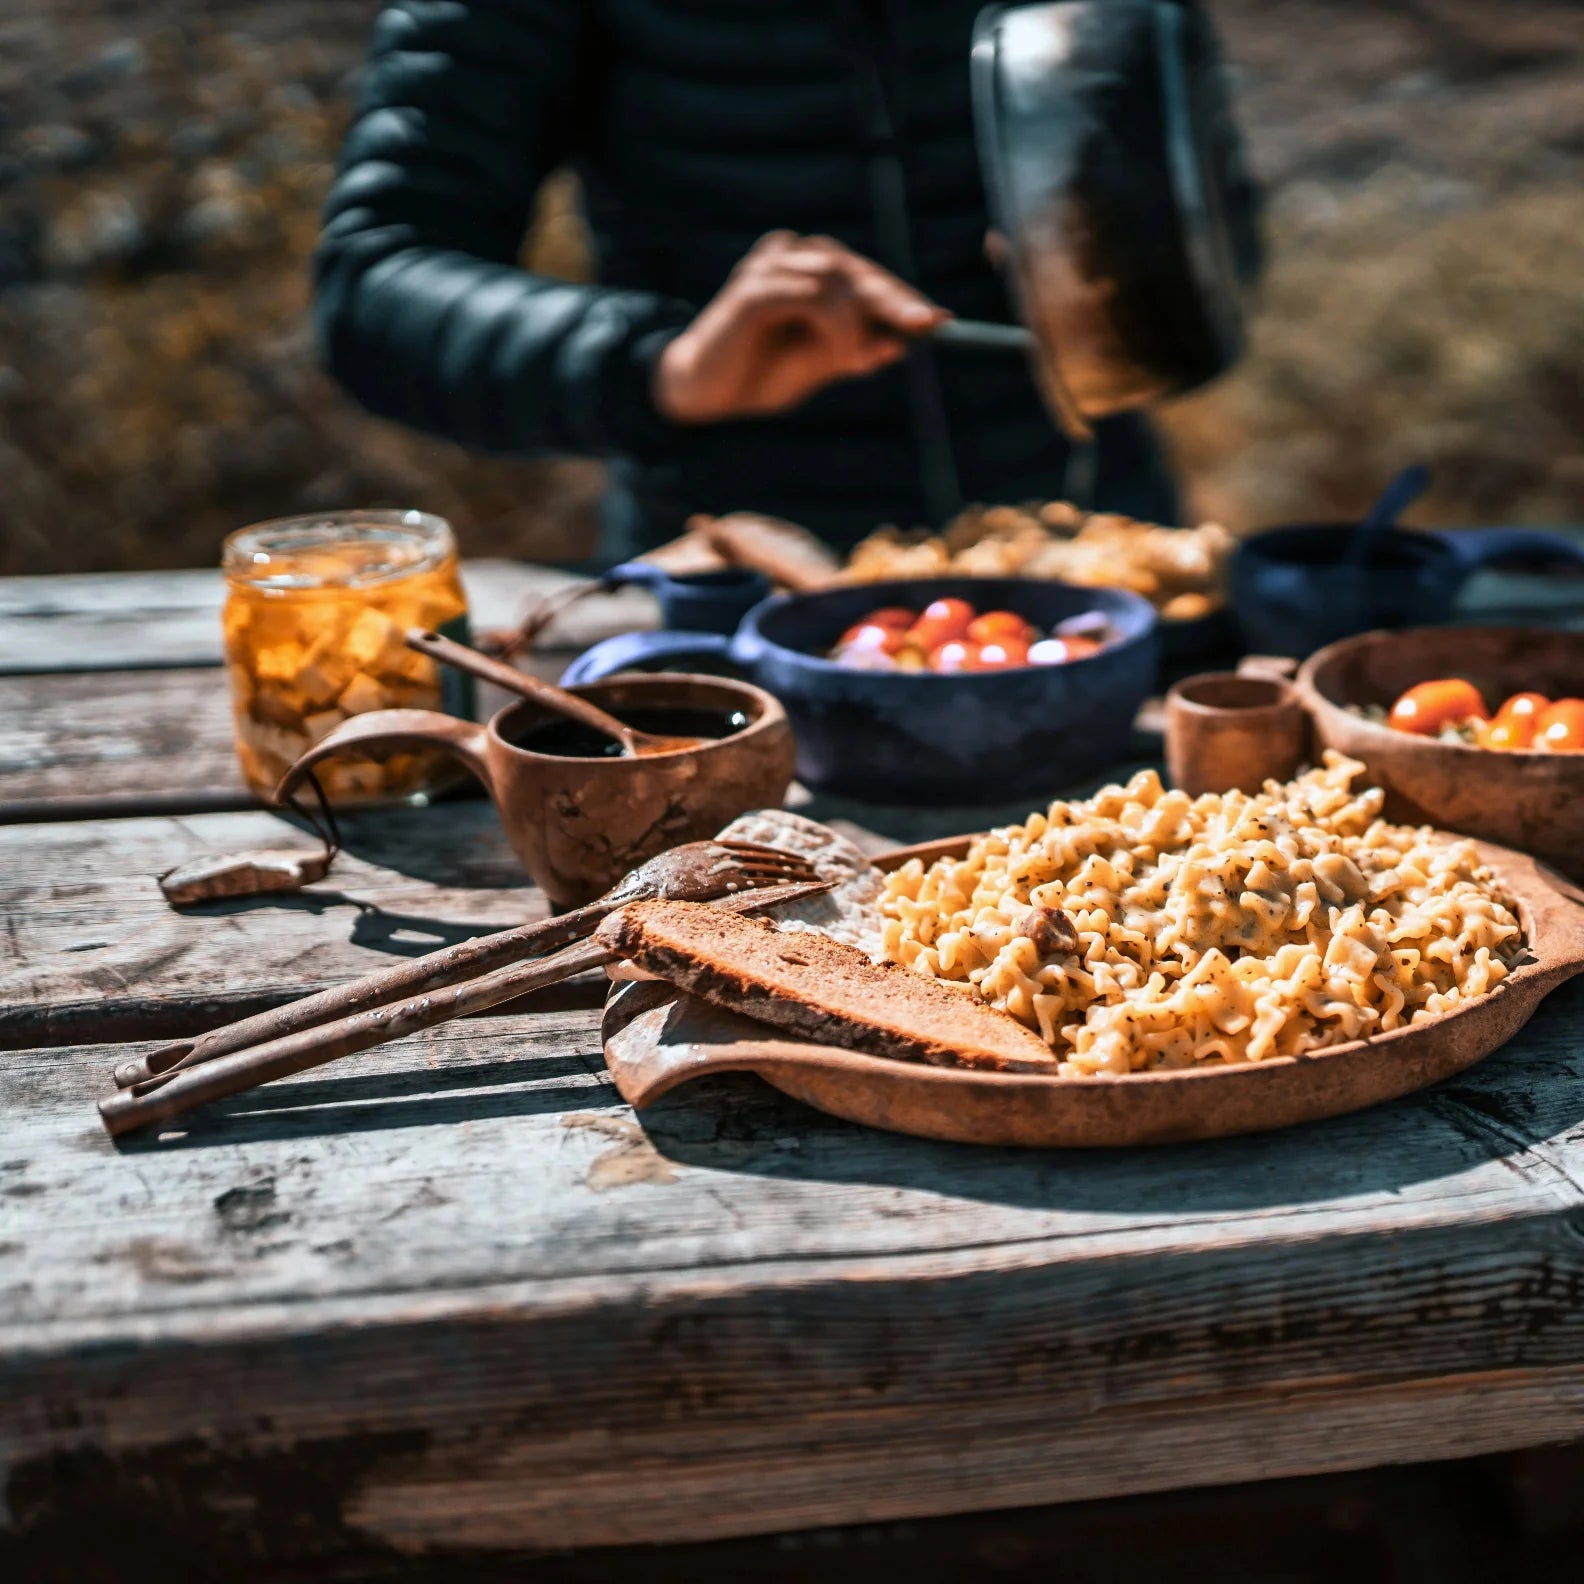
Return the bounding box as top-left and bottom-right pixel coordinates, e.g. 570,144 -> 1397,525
600,560 -> 668,594
273,710 -> 493,806
1237,655 -> 1299,682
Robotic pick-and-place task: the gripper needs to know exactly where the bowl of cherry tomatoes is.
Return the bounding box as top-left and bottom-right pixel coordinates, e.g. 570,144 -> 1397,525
1294,625 -> 1584,875
1369,679 -> 1584,752
562,577 -> 1158,803
827,595 -> 1117,675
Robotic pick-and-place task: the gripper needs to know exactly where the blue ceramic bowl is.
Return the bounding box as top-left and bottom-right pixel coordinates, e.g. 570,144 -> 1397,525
1231,524 -> 1584,659
600,561 -> 770,635
562,577 -> 1159,804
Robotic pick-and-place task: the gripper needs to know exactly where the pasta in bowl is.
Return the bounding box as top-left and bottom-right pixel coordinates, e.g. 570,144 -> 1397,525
879,755 -> 1525,1077
603,772 -> 1584,1146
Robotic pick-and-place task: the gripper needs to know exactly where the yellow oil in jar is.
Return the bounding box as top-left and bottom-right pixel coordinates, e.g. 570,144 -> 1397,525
221,511 -> 470,804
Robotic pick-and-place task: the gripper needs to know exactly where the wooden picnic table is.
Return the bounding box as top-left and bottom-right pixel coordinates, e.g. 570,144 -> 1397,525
5,556 -> 1584,1576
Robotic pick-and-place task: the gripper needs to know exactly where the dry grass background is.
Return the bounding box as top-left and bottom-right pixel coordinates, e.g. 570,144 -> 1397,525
0,0 -> 1580,575
1163,0 -> 1584,531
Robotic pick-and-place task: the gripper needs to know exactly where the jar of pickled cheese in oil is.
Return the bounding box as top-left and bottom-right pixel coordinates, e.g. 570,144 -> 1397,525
221,510 -> 474,804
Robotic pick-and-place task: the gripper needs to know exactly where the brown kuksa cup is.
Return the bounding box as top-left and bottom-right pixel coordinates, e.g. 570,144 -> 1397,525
1165,670 -> 1310,796
277,673 -> 796,908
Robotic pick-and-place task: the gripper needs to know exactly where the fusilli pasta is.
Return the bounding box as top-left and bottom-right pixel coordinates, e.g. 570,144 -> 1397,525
880,754 -> 1525,1076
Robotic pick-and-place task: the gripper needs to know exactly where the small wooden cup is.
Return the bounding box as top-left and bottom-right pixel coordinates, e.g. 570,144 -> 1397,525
276,673 -> 796,908
1165,671 -> 1309,796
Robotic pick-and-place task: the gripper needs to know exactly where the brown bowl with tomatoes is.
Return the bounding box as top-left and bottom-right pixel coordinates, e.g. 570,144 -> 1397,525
1293,626 -> 1584,876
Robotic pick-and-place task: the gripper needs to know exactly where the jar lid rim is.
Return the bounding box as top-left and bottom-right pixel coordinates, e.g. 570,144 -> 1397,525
223,511 -> 454,588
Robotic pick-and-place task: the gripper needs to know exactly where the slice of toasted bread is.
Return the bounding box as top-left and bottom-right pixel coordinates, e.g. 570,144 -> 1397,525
596,900 -> 1057,1073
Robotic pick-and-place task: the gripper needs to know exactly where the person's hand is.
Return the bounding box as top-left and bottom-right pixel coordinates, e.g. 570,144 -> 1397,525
654,231 -> 949,425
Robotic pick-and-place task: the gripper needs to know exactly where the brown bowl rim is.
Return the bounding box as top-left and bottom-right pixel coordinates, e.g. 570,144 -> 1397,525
1165,670 -> 1299,720
486,671 -> 788,765
1297,625 -> 1584,761
847,834 -> 1563,1088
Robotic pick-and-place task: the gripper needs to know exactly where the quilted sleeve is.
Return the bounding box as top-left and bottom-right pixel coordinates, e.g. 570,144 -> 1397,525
313,0 -> 691,461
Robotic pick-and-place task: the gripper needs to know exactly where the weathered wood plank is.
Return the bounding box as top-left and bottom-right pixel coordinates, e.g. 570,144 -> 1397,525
0,559 -> 656,675
0,652 -> 634,821
5,551 -> 1580,678
0,804 -> 546,1045
0,655 -> 1162,827
4,982 -> 1584,1551
0,667 -> 249,819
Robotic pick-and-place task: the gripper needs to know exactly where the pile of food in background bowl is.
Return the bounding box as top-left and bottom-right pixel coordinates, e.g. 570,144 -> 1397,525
843,502 -> 1233,624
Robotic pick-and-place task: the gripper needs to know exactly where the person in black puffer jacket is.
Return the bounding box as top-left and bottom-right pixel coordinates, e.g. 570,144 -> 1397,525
315,0 -> 1186,558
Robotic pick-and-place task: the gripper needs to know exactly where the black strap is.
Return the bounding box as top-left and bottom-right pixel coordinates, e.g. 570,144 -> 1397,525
284,768 -> 343,869
835,0 -> 963,528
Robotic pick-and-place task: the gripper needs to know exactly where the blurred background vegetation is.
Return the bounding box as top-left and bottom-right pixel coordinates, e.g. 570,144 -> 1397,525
1,0 -> 1581,575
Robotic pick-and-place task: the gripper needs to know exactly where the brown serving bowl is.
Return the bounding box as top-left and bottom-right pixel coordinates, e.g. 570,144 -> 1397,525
1294,626 -> 1584,875
278,672 -> 796,907
603,831 -> 1584,1148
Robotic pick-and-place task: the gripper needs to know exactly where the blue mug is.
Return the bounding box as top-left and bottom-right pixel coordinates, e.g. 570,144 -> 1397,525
601,561 -> 770,636
562,577 -> 1159,805
1231,524 -> 1584,659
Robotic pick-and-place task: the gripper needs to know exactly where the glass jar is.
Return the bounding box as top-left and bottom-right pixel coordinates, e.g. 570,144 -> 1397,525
222,510 -> 473,805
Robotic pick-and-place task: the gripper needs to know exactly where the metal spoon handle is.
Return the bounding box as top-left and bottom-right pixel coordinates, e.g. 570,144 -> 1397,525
406,627 -> 634,750
927,318 -> 1035,352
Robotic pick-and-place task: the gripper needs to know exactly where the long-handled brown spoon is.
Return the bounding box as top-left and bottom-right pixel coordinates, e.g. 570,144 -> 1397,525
111,840 -> 819,1090
99,879 -> 830,1138
405,627 -> 707,756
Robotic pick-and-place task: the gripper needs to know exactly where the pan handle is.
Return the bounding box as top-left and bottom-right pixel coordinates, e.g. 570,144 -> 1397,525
927,319 -> 1035,352
1434,527 -> 1584,574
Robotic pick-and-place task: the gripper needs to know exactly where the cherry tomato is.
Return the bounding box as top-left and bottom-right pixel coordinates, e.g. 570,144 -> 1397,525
1028,635 -> 1101,666
1536,698 -> 1584,752
966,610 -> 1034,646
1479,717 -> 1533,751
1496,691 -> 1549,726
974,637 -> 1031,669
928,639 -> 981,673
1387,678 -> 1487,736
908,598 -> 975,652
860,607 -> 917,632
835,621 -> 906,657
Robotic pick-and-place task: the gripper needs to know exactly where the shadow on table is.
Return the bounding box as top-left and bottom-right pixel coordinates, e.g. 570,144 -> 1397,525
112,1044 -> 623,1153
171,887 -> 512,957
630,977 -> 1584,1219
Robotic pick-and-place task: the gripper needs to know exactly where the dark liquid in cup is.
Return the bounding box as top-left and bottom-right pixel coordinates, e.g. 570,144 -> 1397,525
510,707 -> 750,758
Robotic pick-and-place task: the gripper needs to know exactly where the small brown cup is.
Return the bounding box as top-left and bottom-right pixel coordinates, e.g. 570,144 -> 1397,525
276,673 -> 796,908
1165,671 -> 1309,796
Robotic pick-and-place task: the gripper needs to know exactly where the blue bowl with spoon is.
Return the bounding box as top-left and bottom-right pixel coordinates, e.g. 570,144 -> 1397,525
1231,467 -> 1584,658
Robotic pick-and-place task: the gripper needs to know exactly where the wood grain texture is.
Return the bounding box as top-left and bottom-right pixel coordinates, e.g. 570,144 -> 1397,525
0,560 -> 661,818
0,666 -> 249,819
3,982 -> 1584,1552
0,804 -> 546,1046
0,560 -> 656,675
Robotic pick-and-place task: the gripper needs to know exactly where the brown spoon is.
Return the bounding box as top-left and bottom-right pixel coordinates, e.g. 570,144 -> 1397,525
404,627 -> 708,756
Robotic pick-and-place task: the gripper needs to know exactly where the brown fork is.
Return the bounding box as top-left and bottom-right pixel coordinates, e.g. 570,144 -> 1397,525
99,879 -> 832,1138
111,840 -> 819,1090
